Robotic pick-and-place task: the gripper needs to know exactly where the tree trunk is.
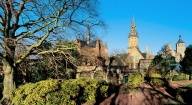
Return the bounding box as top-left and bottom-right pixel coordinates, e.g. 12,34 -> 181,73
1,58 -> 15,102
190,73 -> 192,80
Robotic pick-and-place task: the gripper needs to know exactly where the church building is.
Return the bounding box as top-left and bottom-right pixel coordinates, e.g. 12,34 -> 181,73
126,18 -> 154,70
110,18 -> 154,72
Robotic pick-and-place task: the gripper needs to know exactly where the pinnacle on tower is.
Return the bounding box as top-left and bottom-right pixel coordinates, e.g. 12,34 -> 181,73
146,45 -> 148,53
128,17 -> 138,38
86,24 -> 90,45
131,17 -> 136,31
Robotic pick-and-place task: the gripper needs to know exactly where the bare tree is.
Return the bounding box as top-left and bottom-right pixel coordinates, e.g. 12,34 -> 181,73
0,0 -> 106,102
110,48 -> 126,56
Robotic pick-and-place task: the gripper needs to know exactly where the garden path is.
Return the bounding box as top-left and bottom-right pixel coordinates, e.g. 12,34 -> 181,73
100,81 -> 192,105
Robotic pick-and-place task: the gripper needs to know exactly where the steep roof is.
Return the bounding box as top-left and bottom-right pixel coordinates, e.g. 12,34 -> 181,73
75,39 -> 97,48
177,35 -> 184,43
141,53 -> 147,59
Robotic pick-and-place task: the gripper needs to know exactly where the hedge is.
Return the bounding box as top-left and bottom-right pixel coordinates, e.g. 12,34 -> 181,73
12,79 -> 110,105
172,74 -> 189,81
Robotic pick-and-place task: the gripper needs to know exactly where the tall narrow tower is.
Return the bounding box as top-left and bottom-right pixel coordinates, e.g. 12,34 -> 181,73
127,17 -> 139,53
86,24 -> 90,45
176,35 -> 185,58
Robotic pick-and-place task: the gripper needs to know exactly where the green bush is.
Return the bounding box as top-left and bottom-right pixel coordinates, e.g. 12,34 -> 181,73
173,75 -> 183,81
150,78 -> 165,87
149,73 -> 165,87
150,73 -> 162,78
12,79 -> 110,105
186,84 -> 192,89
185,74 -> 190,80
128,72 -> 142,88
172,74 -> 189,81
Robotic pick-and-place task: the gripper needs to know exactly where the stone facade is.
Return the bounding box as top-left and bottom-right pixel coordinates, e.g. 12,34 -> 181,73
164,35 -> 185,63
76,66 -> 107,80
175,35 -> 185,62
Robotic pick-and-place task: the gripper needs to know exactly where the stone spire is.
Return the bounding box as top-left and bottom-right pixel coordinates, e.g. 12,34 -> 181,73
131,17 -> 136,31
86,24 -> 90,45
129,17 -> 138,38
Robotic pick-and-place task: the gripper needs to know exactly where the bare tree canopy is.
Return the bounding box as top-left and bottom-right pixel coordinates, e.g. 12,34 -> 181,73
0,0 -> 106,103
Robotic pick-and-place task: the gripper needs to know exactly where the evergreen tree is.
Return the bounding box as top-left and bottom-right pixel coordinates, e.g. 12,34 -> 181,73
148,44 -> 176,77
180,45 -> 192,79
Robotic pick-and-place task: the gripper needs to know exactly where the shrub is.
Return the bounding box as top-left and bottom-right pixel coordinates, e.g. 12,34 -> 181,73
149,73 -> 165,87
183,74 -> 189,80
173,75 -> 183,81
12,79 -> 110,105
172,74 -> 189,81
150,73 -> 162,78
150,78 -> 165,87
186,84 -> 192,89
128,72 -> 142,88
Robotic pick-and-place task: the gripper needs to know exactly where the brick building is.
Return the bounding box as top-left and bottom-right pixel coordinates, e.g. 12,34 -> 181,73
74,25 -> 108,80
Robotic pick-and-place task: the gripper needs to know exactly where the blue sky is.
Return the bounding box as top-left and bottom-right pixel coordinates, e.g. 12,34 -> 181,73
98,0 -> 192,55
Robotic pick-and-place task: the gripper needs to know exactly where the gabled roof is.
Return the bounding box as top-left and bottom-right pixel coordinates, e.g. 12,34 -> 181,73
75,39 -> 98,48
141,53 -> 147,59
177,39 -> 184,43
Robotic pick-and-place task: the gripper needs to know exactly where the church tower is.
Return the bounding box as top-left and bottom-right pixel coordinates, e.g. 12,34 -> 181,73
176,35 -> 185,58
127,17 -> 139,53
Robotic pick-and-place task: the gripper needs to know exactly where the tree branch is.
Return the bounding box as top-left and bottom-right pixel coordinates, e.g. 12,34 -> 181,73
15,17 -> 55,42
12,0 -> 26,32
0,14 -> 4,24
38,45 -> 76,54
15,25 -> 57,65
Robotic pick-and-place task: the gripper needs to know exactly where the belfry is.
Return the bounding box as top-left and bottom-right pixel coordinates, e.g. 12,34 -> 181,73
127,17 -> 139,53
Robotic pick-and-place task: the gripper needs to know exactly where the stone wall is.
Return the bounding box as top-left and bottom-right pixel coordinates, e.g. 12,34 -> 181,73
76,66 -> 107,80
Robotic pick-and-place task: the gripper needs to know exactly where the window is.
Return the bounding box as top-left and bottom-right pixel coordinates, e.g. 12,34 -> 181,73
135,56 -> 139,60
130,56 -> 134,60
